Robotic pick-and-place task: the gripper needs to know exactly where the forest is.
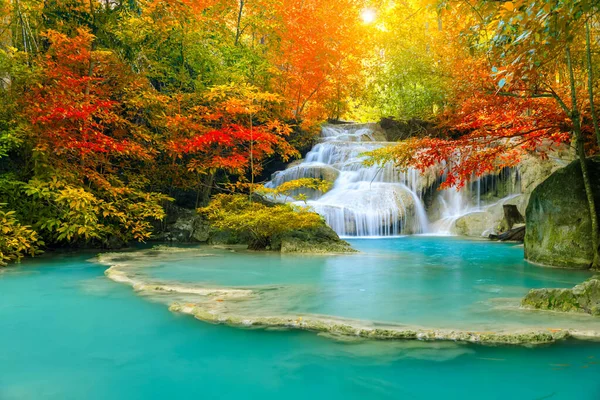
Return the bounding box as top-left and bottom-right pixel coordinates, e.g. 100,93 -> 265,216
1,0 -> 599,266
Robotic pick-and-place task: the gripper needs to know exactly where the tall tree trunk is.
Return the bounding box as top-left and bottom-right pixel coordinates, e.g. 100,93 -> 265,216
567,45 -> 600,268
234,0 -> 245,46
586,21 -> 600,146
85,0 -> 96,97
249,112 -> 254,202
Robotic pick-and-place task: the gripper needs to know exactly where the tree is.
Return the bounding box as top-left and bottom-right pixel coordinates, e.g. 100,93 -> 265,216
166,83 -> 299,205
367,0 -> 600,267
269,0 -> 369,126
362,0 -> 452,120
0,204 -> 41,266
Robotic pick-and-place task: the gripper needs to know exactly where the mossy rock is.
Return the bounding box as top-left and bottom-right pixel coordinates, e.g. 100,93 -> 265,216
272,225 -> 356,254
524,157 -> 600,269
522,277 -> 600,315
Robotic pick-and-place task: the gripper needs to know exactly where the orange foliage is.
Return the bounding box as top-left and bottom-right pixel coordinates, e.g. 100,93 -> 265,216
269,0 -> 369,126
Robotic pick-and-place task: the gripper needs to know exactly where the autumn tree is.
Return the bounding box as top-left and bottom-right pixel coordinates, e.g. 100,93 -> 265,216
269,0 -> 370,126
166,83 -> 299,205
1,29 -> 169,247
367,0 -> 600,267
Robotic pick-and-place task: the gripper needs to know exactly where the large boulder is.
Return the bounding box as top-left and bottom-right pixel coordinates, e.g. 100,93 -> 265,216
453,211 -> 497,237
522,276 -> 600,315
514,151 -> 573,215
525,157 -> 600,269
451,195 -> 525,237
269,163 -> 340,201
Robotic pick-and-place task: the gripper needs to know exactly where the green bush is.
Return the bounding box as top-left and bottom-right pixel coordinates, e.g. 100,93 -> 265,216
0,205 -> 42,267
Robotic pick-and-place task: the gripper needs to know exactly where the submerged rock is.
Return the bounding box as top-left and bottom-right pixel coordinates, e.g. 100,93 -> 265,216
172,302 -> 574,346
522,277 -> 600,315
100,248 -> 595,347
489,225 -> 525,242
525,157 -> 600,269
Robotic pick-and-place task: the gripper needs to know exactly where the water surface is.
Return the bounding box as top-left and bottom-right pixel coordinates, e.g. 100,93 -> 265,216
115,237 -> 597,332
2,239 -> 600,399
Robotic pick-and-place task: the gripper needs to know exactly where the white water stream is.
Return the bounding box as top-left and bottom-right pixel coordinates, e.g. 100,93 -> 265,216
267,124 -> 520,237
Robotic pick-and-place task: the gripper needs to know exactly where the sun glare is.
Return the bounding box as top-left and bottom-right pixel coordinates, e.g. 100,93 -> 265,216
361,8 -> 377,24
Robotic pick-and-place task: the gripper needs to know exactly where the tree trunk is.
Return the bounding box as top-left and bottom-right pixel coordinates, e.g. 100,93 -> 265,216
586,21 -> 600,146
234,0 -> 245,46
249,112 -> 254,202
567,45 -> 600,268
199,172 -> 215,208
248,236 -> 269,251
85,0 -> 96,97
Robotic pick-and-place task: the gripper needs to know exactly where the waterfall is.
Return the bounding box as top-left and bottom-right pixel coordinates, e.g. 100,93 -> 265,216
267,123 -> 521,237
430,167 -> 522,235
267,123 -> 430,237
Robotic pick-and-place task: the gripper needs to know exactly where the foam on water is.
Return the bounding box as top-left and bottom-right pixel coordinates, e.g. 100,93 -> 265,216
267,123 -> 521,237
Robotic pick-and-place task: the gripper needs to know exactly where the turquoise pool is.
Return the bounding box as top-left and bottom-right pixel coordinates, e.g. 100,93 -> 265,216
2,238 -> 600,399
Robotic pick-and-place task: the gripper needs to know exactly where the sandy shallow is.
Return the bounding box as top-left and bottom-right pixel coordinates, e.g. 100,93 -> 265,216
98,247 -> 600,346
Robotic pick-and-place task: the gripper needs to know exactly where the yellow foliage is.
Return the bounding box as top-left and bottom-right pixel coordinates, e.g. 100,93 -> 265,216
0,204 -> 42,267
199,194 -> 323,250
256,178 -> 333,203
20,177 -> 169,245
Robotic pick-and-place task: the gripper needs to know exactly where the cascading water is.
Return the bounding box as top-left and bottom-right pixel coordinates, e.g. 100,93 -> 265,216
268,123 -> 524,238
267,124 -> 430,237
430,167 -> 522,234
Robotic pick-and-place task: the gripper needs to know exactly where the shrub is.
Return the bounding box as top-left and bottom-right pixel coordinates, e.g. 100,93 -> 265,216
200,194 -> 323,250
0,205 -> 42,267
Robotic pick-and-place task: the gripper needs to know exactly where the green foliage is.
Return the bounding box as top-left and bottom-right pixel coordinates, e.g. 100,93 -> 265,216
200,194 -> 324,250
0,204 -> 42,267
0,47 -> 34,159
257,178 -> 333,203
357,2 -> 451,121
0,176 -> 169,247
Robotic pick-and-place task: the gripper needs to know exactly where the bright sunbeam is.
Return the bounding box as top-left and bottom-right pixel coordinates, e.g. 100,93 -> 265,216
361,8 -> 377,24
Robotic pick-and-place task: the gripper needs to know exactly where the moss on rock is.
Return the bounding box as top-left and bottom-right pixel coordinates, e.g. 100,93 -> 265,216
524,157 -> 600,269
522,276 -> 600,315
272,225 -> 357,254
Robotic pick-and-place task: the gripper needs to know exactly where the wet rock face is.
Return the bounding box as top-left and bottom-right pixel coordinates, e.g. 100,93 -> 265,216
379,118 -> 440,142
522,277 -> 600,316
525,157 -> 600,269
269,164 -> 340,201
